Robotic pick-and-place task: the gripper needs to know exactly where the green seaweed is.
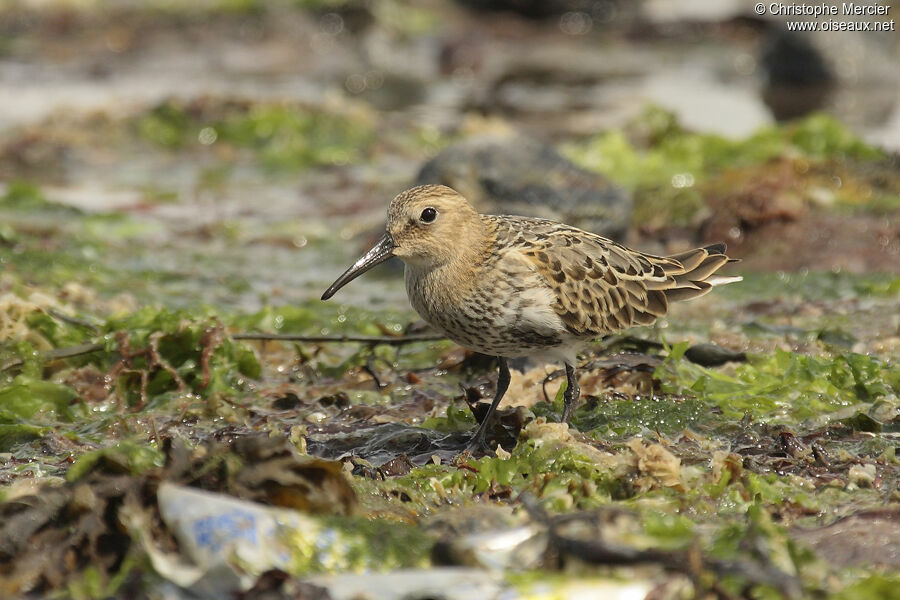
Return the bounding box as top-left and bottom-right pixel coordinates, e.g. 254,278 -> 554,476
135,102 -> 194,149
658,345 -> 899,423
66,441 -> 164,481
833,574 -> 900,600
0,189 -> 180,302
102,308 -> 262,399
0,423 -> 47,452
0,376 -> 82,423
421,404 -> 477,432
135,100 -> 375,171
386,437 -> 623,511
24,310 -> 94,350
854,275 -> 900,297
1,180 -> 75,212
286,515 -> 433,574
534,394 -> 714,439
217,105 -> 374,171
567,108 -> 883,190
641,510 -> 695,549
564,108 -> 887,227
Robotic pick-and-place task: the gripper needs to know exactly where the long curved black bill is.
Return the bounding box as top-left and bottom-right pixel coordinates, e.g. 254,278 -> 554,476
321,232 -> 396,300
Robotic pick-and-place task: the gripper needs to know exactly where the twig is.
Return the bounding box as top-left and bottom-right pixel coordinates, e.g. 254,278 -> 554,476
231,333 -> 445,345
1,342 -> 106,372
45,342 -> 106,360
47,309 -> 101,334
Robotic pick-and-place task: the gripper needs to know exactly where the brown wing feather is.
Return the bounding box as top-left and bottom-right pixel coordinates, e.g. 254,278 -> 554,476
486,216 -> 738,337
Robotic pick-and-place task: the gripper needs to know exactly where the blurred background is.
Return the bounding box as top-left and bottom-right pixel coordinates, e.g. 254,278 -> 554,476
0,0 -> 898,313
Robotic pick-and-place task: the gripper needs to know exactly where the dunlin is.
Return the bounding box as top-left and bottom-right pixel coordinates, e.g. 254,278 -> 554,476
322,185 -> 740,450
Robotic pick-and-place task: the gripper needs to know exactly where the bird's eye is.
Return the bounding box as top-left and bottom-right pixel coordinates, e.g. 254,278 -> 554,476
419,207 -> 437,223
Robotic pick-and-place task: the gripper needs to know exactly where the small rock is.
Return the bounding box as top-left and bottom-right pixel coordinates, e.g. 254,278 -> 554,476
684,343 -> 747,366
272,392 -> 304,410
760,28 -> 834,121
378,454 -> 415,477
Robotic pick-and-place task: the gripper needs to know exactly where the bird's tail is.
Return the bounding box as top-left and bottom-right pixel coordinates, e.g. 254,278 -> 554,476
648,243 -> 741,304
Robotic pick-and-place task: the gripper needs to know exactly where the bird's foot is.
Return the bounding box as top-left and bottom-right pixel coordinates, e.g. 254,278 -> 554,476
465,431 -> 495,455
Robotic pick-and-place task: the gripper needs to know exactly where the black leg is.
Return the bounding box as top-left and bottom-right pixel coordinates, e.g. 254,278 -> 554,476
561,363 -> 580,424
468,356 -> 511,452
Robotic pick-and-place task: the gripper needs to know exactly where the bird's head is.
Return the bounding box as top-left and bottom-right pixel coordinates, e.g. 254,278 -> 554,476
321,185 -> 481,300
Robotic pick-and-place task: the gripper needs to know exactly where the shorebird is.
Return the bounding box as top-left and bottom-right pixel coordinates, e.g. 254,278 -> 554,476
322,185 -> 740,451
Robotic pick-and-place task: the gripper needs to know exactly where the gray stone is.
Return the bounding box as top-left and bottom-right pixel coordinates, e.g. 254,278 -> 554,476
415,134 -> 631,240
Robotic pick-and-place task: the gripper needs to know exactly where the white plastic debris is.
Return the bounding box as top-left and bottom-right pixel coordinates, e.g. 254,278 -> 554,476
156,483 -> 317,589
449,524 -> 548,572
150,483 -> 659,600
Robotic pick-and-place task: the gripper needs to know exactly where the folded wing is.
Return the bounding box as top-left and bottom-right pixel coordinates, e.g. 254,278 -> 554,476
503,220 -> 740,336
